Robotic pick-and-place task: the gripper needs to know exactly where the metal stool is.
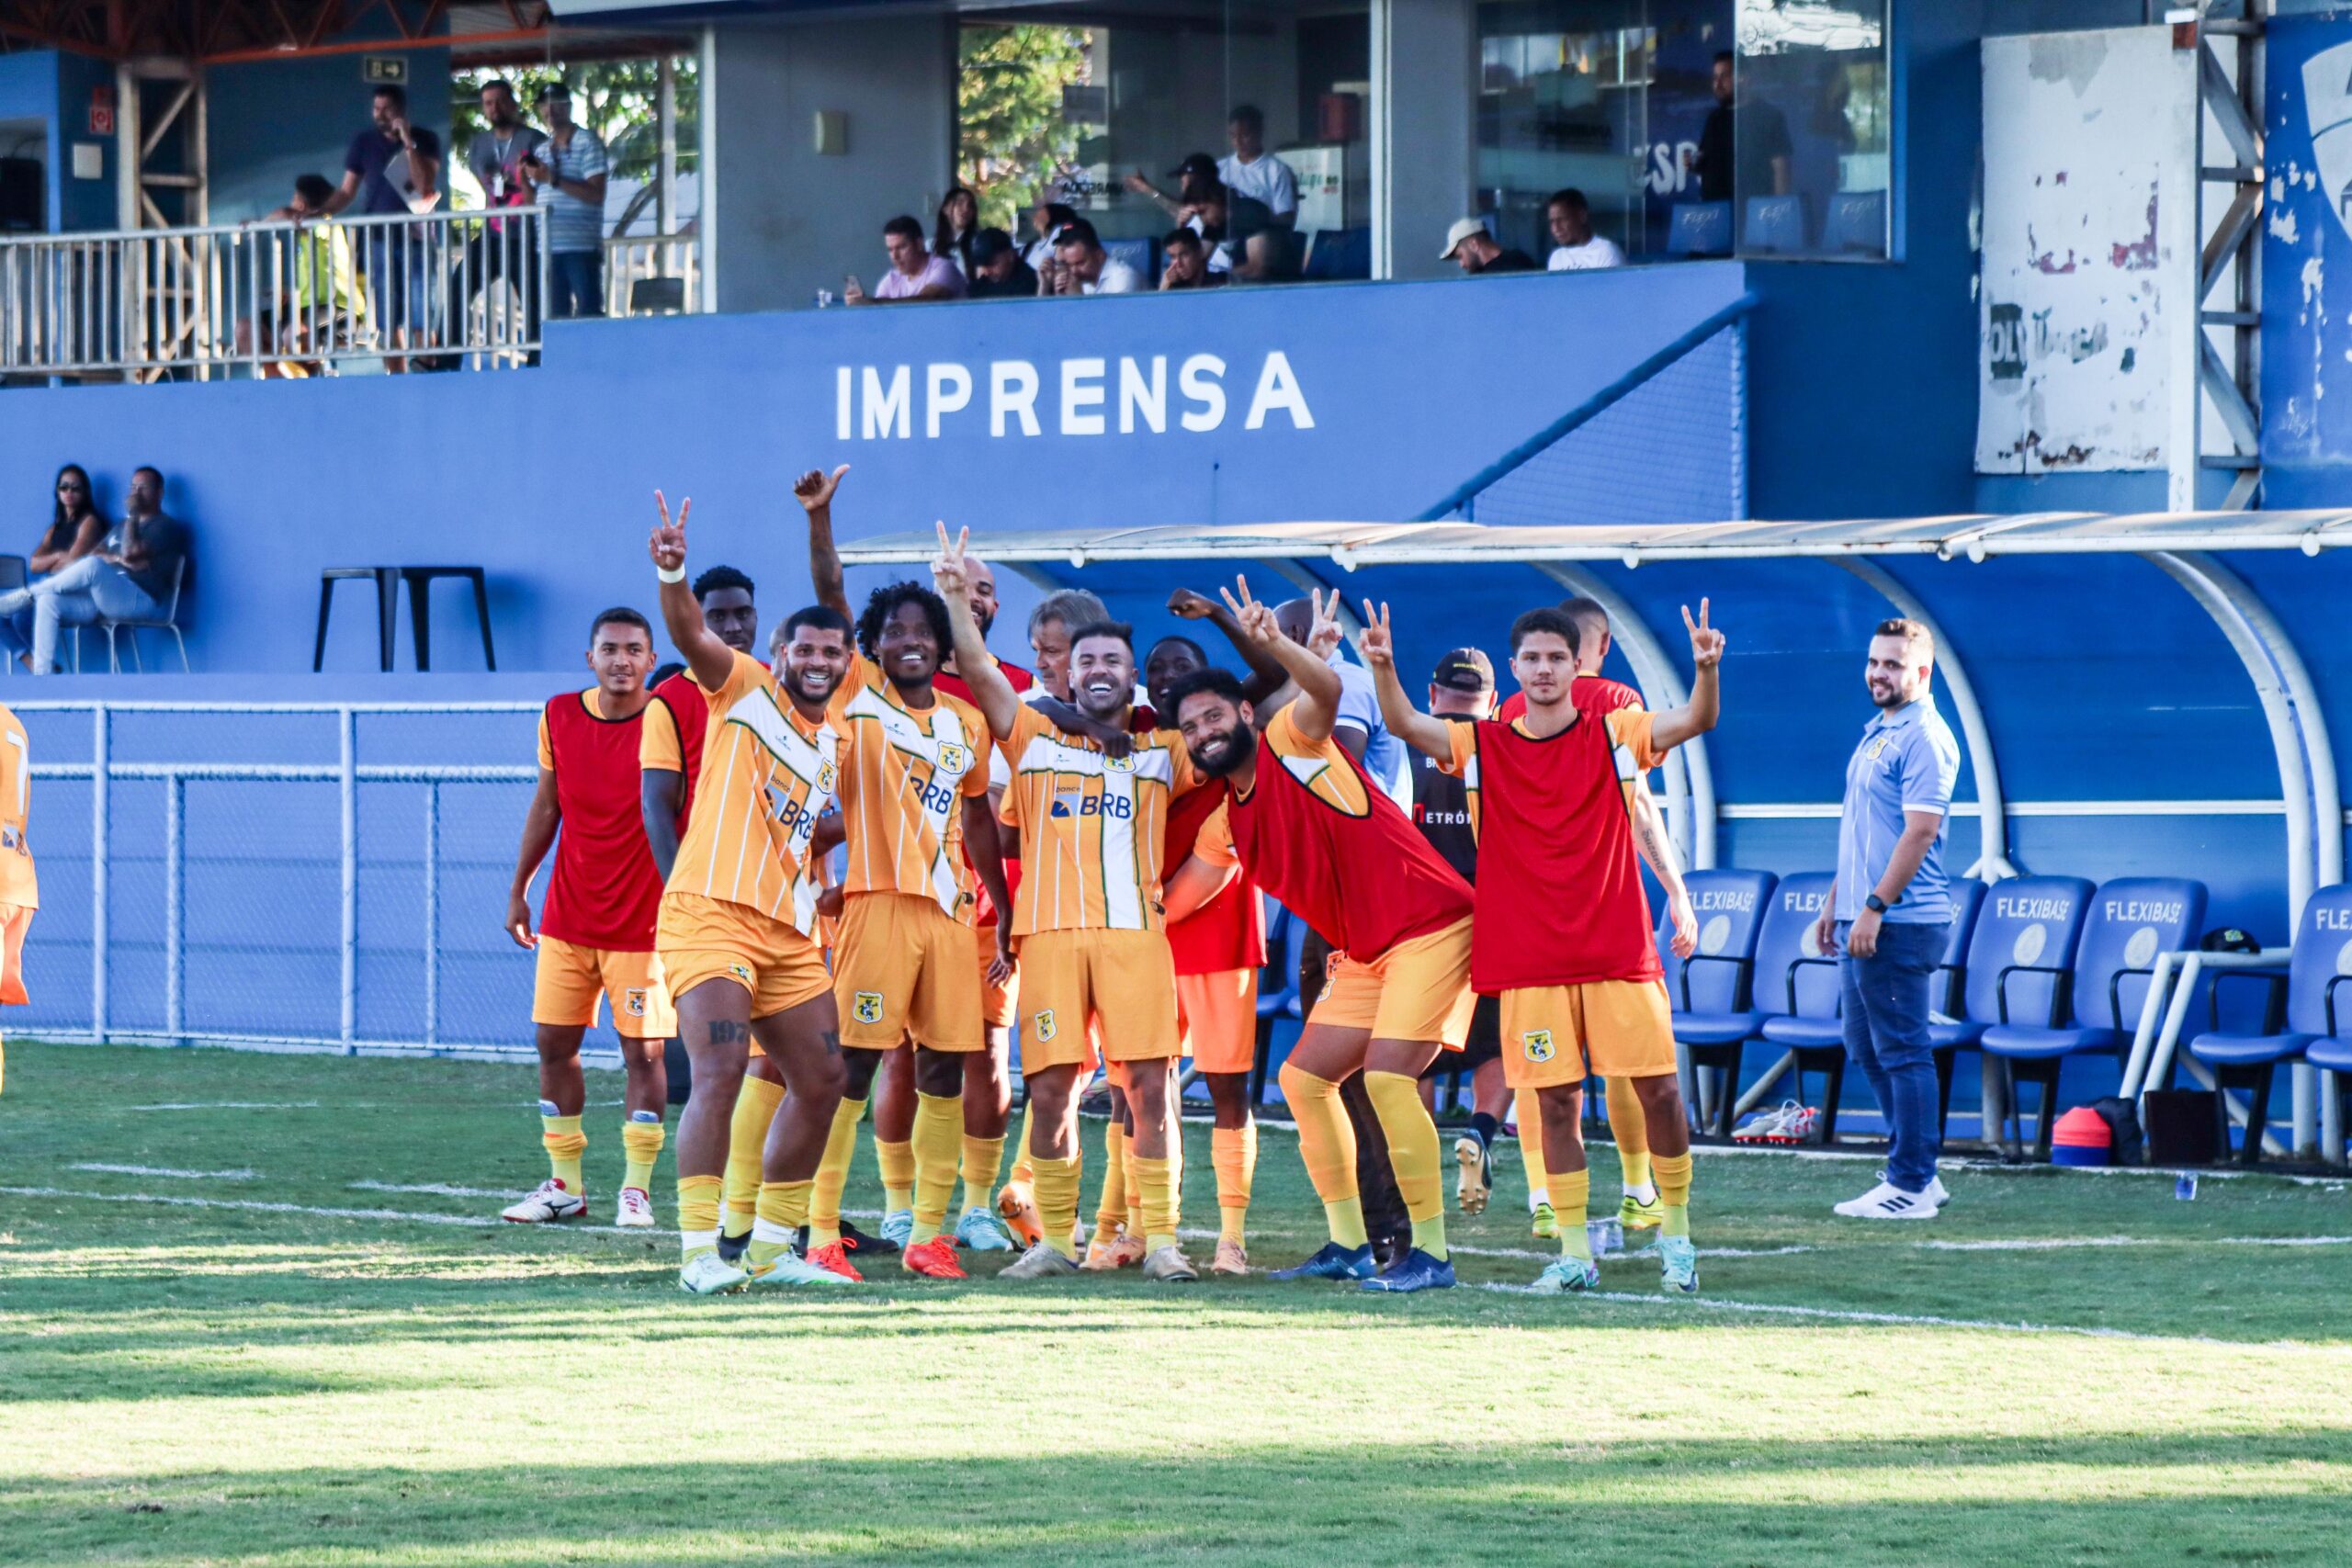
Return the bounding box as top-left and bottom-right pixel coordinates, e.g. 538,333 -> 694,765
315,566 -> 495,671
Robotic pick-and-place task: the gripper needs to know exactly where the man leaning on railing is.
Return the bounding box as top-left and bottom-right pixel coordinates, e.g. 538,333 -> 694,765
238,174 -> 364,377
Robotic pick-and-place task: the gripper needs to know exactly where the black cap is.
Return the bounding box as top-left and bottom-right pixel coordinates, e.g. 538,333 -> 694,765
970,227 -> 1015,264
1167,152 -> 1220,182
1430,648 -> 1494,694
534,81 -> 571,104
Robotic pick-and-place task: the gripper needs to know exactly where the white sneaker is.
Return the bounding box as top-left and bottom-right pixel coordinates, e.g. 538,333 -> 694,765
1833,1180 -> 1940,1220
1876,1169 -> 1952,1207
615,1187 -> 655,1228
1141,1244 -> 1200,1282
679,1250 -> 751,1295
746,1251 -> 857,1288
501,1179 -> 586,1224
1001,1241 -> 1082,1280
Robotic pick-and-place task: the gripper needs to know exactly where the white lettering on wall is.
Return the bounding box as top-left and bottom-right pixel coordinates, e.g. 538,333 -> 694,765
1179,354 -> 1227,432
1119,355 -> 1168,434
835,367 -> 852,440
1061,357 -> 1107,436
926,363 -> 972,439
1244,350 -> 1315,431
841,352 -> 1315,441
862,365 -> 910,440
991,361 -> 1041,437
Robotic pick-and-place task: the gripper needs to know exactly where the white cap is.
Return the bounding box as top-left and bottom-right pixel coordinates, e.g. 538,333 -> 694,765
1439,217 -> 1490,260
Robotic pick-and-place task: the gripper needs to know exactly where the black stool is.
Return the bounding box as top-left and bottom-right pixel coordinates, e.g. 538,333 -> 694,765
315,566 -> 495,671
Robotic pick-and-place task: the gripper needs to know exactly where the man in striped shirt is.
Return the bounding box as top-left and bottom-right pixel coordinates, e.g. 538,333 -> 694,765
648,492 -> 855,1296
931,524 -> 1205,1283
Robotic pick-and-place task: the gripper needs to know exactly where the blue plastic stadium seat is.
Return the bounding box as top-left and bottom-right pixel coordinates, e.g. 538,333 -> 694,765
1102,236 -> 1156,287
1928,875 -> 2090,1136
1738,872 -> 1849,1135
1984,876 -> 2206,1160
1824,189 -> 1886,254
2185,883 -> 2352,1164
1302,227 -> 1371,281
1742,195 -> 1805,254
1661,868 -> 1775,1137
1676,1011 -> 1766,1046
1667,201 -> 1733,257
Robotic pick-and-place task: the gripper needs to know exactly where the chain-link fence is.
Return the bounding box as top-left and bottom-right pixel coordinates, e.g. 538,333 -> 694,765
14,702 -> 558,1059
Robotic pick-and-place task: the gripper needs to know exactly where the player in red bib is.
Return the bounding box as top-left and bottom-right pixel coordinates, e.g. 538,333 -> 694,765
1363,596 -> 1724,1297
1167,581 -> 1476,1294
503,607 -> 678,1229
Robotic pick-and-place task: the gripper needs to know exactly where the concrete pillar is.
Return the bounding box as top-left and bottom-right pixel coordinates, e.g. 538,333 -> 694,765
708,17 -> 957,315
1370,0 -> 1476,281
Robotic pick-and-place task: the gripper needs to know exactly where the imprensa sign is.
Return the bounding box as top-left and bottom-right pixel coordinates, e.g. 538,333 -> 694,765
833,352 -> 1315,441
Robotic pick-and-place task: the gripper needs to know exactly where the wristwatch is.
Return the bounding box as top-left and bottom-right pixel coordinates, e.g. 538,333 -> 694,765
1863,893 -> 1895,914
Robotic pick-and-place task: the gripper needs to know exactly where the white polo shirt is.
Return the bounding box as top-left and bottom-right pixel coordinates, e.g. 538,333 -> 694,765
1219,152 -> 1298,222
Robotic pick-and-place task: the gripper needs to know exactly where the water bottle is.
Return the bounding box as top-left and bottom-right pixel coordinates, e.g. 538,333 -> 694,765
1587,1216 -> 1623,1258
813,288 -> 836,310
2174,1171 -> 2198,1201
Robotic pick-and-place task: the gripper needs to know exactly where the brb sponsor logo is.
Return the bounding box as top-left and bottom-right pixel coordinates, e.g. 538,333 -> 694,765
835,352 -> 1315,441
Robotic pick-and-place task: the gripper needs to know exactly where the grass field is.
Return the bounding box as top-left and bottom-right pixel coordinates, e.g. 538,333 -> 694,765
3,1041 -> 2350,1567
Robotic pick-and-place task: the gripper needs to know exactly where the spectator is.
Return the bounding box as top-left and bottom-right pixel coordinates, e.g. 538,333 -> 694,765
246,174 -> 361,372
933,186 -> 980,275
1544,188 -> 1625,271
1045,219 -> 1141,296
1025,589 -> 1112,701
1023,200 -> 1077,271
521,82 -> 609,320
319,84 -> 440,372
28,465 -> 101,578
1159,228 -> 1224,290
0,466 -> 188,674
1219,104 -> 1298,231
1440,218 -> 1538,275
1690,51 -> 1792,203
844,214 -> 967,304
966,228 -> 1039,299
467,79 -> 547,215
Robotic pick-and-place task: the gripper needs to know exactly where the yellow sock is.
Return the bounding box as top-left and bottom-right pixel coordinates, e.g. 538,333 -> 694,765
876,1136 -> 915,1215
722,1076 -> 785,1237
1280,1061 -> 1363,1247
1606,1077 -> 1654,1194
808,1096 -> 865,1248
1656,1151 -> 1693,1238
1094,1123 -> 1129,1242
676,1172 -> 722,1259
1125,1136 -> 1145,1240
1130,1154 -> 1177,1254
959,1132 -> 1005,1219
1516,1089 -> 1550,1205
620,1111 -> 664,1194
909,1091 -> 962,1245
1008,1102 -> 1035,1188
1211,1122 -> 1255,1244
1365,1069 -> 1446,1261
748,1179 -> 814,1267
1033,1151 -> 1082,1259
1557,1167 -> 1593,1262
539,1106 -> 586,1196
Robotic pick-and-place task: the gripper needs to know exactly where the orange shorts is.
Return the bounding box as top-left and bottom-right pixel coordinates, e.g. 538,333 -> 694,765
0,902 -> 30,1007
1016,928 -> 1177,1077
978,919 -> 1016,1030
1499,979 -> 1677,1089
1308,918 -> 1476,1048
531,935 -> 675,1039
657,891 -> 832,1021
1176,967 -> 1258,1076
833,892 -> 984,1053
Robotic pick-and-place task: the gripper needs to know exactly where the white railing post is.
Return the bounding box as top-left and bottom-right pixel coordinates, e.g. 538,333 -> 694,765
165,771 -> 184,1043
339,706 -> 356,1055
424,779 -> 439,1050
89,704 -> 107,1041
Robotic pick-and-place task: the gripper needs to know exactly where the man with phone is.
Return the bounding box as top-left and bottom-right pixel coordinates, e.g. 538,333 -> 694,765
844,216 -> 967,304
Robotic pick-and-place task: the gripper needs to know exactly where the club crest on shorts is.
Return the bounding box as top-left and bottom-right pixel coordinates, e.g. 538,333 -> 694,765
936,741 -> 969,776
623,988 -> 648,1018
852,990 -> 884,1025
1522,1029 -> 1556,1064
1035,1008 -> 1057,1043
728,963 -> 754,986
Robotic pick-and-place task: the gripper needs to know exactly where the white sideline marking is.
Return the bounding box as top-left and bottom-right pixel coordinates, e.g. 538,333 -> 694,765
350,1180 -> 514,1199
1470,1284 -> 2242,1344
128,1100 -> 323,1111
70,1163 -> 257,1180
1919,1234 -> 2352,1253
0,1187 -> 638,1236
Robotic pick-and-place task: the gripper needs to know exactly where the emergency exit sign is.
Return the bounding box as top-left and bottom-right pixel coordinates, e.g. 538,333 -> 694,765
364,56 -> 408,85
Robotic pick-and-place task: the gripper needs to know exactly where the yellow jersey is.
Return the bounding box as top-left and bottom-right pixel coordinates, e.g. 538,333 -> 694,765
998,704 -> 1193,937
666,650 -> 841,932
0,702 -> 33,908
826,652 -> 991,920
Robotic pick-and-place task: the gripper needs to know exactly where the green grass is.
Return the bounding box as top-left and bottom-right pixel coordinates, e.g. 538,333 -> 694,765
2,1041 -> 2349,1567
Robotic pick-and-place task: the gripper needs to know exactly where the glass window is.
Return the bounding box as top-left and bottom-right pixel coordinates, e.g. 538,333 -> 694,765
1732,0 -> 1889,257
1476,1 -> 1652,266
958,2 -> 1372,290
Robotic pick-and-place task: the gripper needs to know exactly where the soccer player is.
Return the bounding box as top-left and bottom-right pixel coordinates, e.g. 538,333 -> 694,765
1148,633 -> 1267,1275
797,466 -> 1017,1281
1362,597 -> 1724,1295
0,699 -> 33,1097
1165,581 -> 1477,1294
1495,596 -> 1698,1242
932,524 -> 1204,1283
648,492 -> 854,1295
501,608 -> 677,1229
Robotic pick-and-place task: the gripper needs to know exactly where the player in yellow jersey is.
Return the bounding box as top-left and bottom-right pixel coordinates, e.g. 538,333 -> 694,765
794,465 -> 1016,1281
649,492 -> 855,1296
931,523 -> 1205,1283
0,700 -> 34,1095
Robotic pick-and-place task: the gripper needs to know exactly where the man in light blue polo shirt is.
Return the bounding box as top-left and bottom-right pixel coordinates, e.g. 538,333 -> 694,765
1815,617 -> 1962,1220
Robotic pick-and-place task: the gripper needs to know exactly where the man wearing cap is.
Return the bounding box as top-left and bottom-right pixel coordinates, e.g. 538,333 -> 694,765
1046,219 -> 1142,296
1406,650 -> 1516,1218
965,228 -> 1040,299
1442,219 -> 1539,276
519,81 -> 609,319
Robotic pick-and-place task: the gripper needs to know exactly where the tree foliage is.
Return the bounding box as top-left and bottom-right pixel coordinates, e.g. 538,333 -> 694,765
958,26 -> 1090,230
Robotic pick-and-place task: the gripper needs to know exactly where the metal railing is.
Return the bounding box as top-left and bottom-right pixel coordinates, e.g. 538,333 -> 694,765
0,208 -> 547,381
605,233 -> 701,317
